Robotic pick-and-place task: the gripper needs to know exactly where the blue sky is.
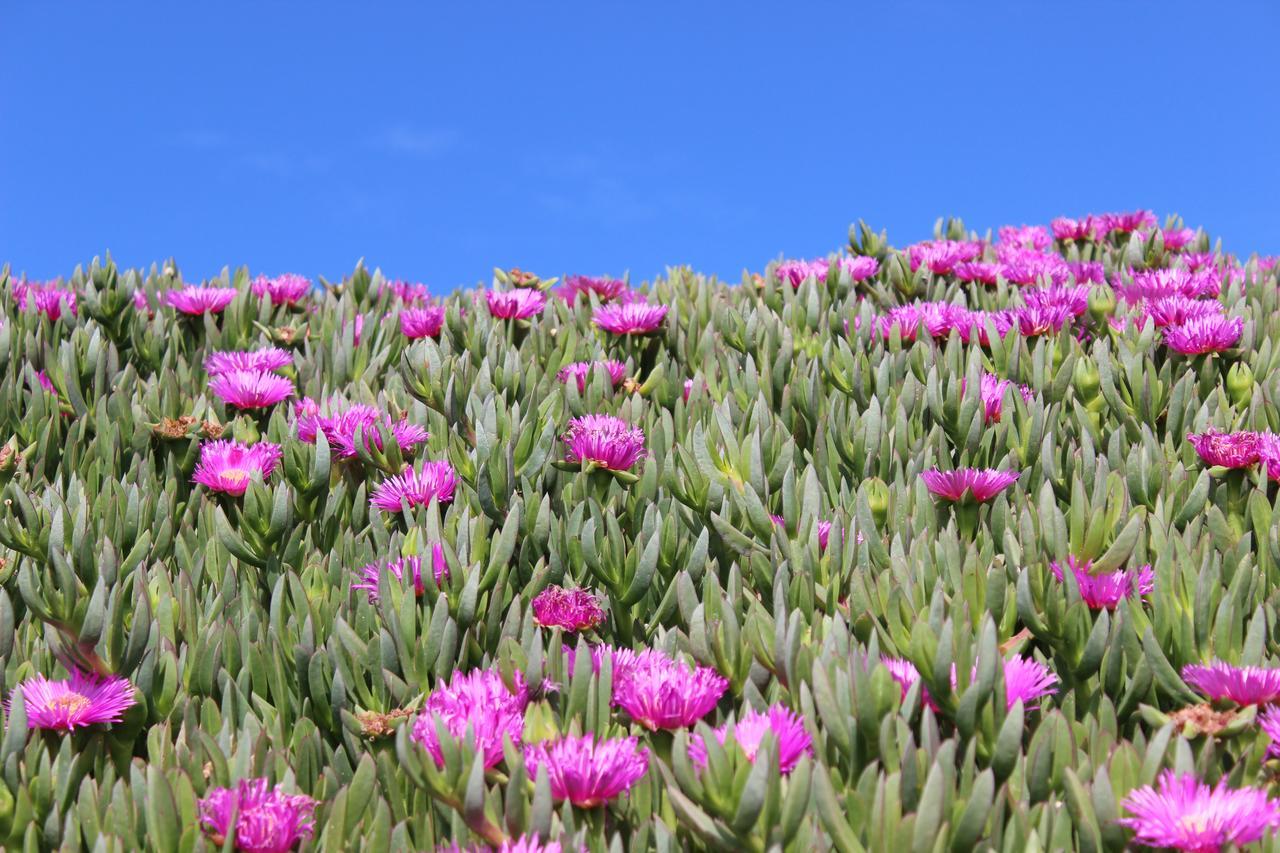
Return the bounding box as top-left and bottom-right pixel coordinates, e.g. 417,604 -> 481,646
2,2 -> 1277,292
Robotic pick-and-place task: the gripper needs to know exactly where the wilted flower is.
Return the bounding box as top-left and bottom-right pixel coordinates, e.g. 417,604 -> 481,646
250,273 -> 310,306
401,305 -> 446,339
369,460 -> 458,512
523,734 -> 649,808
1163,315 -> 1243,354
557,360 -> 628,391
15,670 -> 136,731
1186,429 -> 1262,468
1049,556 -> 1154,610
562,414 -> 645,471
209,370 -> 295,410
192,440 -> 284,496
997,224 -> 1052,251
412,669 -> 527,769
532,587 -> 606,632
198,778 -> 317,853
688,704 -> 813,774
592,302 -> 668,335
294,399 -> 428,459
205,347 -> 294,376
611,649 -> 728,730
1118,771 -> 1280,852
558,275 -> 630,303
920,468 -> 1019,502
165,285 -> 239,315
908,240 -> 984,275
351,543 -> 449,602
1181,661 -> 1280,705
486,288 -> 547,320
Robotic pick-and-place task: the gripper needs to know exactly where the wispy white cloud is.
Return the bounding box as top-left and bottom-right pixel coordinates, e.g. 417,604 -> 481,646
368,126 -> 460,157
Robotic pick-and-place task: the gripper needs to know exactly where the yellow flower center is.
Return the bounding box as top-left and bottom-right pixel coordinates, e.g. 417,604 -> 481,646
51,692 -> 91,716
221,467 -> 250,484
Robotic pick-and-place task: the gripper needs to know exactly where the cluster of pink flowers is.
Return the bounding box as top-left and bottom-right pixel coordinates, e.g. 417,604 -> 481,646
198,778 -> 317,853
412,669 -> 528,769
250,273 -> 310,306
166,284 -> 239,315
487,288 -> 547,320
773,256 -> 879,287
688,704 -> 813,774
14,669 -> 136,731
562,414 -> 646,471
908,239 -> 985,275
210,370 -> 296,410
610,648 -> 729,731
383,279 -> 433,304
960,373 -> 1035,423
193,440 -> 284,496
1187,429 -> 1280,480
205,347 -> 294,375
593,301 -> 668,335
881,655 -> 1058,712
557,275 -> 630,303
13,279 -> 77,320
523,734 -> 649,808
920,468 -> 1019,502
1048,555 -> 1154,610
351,543 -> 449,602
532,586 -> 606,632
368,460 -> 458,512
294,397 -> 429,459
557,360 -> 628,391
401,305 -> 446,339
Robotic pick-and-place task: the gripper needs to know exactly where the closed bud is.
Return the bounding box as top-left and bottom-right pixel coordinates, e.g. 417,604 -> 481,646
866,478 -> 890,528
1227,362 -> 1254,407
1087,284 -> 1116,322
1073,357 -> 1101,401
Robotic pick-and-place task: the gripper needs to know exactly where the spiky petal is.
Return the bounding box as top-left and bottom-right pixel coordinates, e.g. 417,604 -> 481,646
558,275 -> 630,303
532,587 -> 606,632
1181,661 -> 1280,705
486,289 -> 547,320
1163,315 -> 1243,355
15,670 -> 136,731
192,440 -> 283,496
411,669 -> 527,769
369,460 -> 458,512
401,305 -> 446,339
523,734 -> 649,807
209,370 -> 295,410
1118,770 -> 1280,853
198,778 -> 317,853
1186,429 -> 1262,468
920,468 -> 1019,502
351,544 -> 449,602
165,285 -> 239,315
592,302 -> 668,335
562,414 -> 645,471
1049,556 -> 1154,610
205,348 -> 294,376
294,401 -> 428,459
250,273 -> 310,306
557,360 -> 628,391
611,649 -> 728,731
688,704 -> 813,774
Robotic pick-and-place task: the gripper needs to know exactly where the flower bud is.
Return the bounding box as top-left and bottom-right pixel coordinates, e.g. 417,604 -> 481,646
866,478 -> 890,528
0,439 -> 17,486
1087,284 -> 1117,323
1227,362 -> 1254,408
1073,357 -> 1101,401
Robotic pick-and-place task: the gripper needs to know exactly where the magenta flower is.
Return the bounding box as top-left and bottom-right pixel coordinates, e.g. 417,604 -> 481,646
401,305 -> 447,340
342,313 -> 365,346
1067,260 -> 1106,284
908,240 -> 984,275
439,839 -> 564,853
592,302 -> 668,335
879,302 -> 972,342
35,370 -> 56,395
205,347 -> 294,376
1022,284 -> 1090,317
1119,771 -> 1280,853
1120,268 -> 1221,301
486,288 -> 547,320
683,378 -> 696,401
412,669 -> 528,769
198,778 -> 317,853
920,468 -> 1019,502
192,440 -> 284,496
383,279 -> 432,304
1183,252 -> 1217,272
998,224 -> 1052,251
250,273 -> 310,306
558,275 -> 630,303
532,587 -> 606,632
14,670 -> 136,731
998,656 -> 1059,709
1014,303 -> 1075,337
1182,661 -> 1280,705
1260,706 -> 1280,758
1100,209 -> 1157,234
775,256 -> 878,286
523,734 -> 648,808
1051,216 -> 1107,242
132,289 -> 151,312
997,248 -> 1070,286
770,515 -> 836,551
961,373 -> 1034,423
562,414 -> 645,471
688,704 -> 813,774
1049,555 -> 1154,610
881,657 -> 939,711
15,281 -> 77,320
557,360 -> 628,391
1139,296 -> 1222,329
1187,429 -> 1262,468
953,261 -> 1001,285
294,400 -> 428,459
351,543 -> 449,602
369,460 -> 458,512
165,285 -> 239,315
611,649 -> 728,731
1259,434 -> 1280,483
1163,315 -> 1243,355
209,369 -> 295,410
1162,227 -> 1197,251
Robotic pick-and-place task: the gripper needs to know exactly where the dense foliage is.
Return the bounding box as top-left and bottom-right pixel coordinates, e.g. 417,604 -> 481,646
3,212 -> 1280,852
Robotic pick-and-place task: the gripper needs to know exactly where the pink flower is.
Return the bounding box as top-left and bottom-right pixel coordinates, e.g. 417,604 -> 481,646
558,275 -> 630,303
1163,315 -> 1243,354
198,778 -> 317,853
165,285 -> 239,315
1051,216 -> 1107,242
401,306 -> 446,340
1099,209 -> 1157,234
369,460 -> 458,512
1162,227 -> 1197,250
1260,706 -> 1280,759
908,240 -> 984,275
1067,260 -> 1106,284
486,289 -> 547,320
688,704 -> 813,774
1182,252 -> 1218,272
14,670 -> 136,731
1138,296 -> 1222,328
1049,555 -> 1154,610
1014,303 -> 1074,337
920,468 -> 1019,502
1182,661 -> 1280,705
250,273 -> 310,306
1119,771 -> 1280,852
15,281 -> 77,320
1259,434 -> 1280,482
352,544 -> 449,602
205,347 -> 294,376
1022,284 -> 1090,317
611,649 -> 728,731
953,261 -> 1001,284
383,279 -> 432,304
775,256 -> 878,286
997,247 -> 1070,286
879,302 -> 972,342
961,373 -> 1034,423
192,440 -> 283,496
523,734 -> 649,808
209,370 -> 295,410
1186,429 -> 1262,468
132,289 -> 151,312
343,313 -> 364,346
294,401 -> 428,459
592,302 -> 668,335
769,515 -> 838,551
412,669 -> 527,769
997,225 -> 1052,251
562,414 -> 645,471
1120,268 -> 1221,301
999,656 -> 1059,710
682,378 -> 695,401
35,370 -> 56,395
881,657 -> 938,709
532,587 -> 606,632
557,360 -> 628,391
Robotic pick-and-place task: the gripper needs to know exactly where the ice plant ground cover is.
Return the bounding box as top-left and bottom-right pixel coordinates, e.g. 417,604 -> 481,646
4,217 -> 1280,852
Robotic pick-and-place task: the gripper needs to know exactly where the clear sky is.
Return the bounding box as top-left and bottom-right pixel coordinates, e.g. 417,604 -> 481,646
3,2 -> 1278,291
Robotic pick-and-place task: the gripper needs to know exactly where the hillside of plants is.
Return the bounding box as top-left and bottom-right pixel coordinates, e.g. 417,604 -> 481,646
4,211 -> 1280,852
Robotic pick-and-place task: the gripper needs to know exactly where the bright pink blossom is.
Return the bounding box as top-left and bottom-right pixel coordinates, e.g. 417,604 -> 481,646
557,275 -> 630,303
1163,315 -> 1242,354
532,587 -> 606,632
250,273 -> 310,306
486,289 -> 547,320
198,779 -> 317,853
557,360 -> 627,391
205,348 -> 293,376
209,370 -> 295,410
1182,662 -> 1280,705
920,468 -> 1019,502
352,544 -> 449,602
412,669 -> 528,769
165,285 -> 239,315
523,734 -> 649,808
369,460 -> 458,512
562,414 -> 645,471
611,649 -> 728,731
192,440 -> 283,496
1050,555 -> 1154,610
14,670 -> 136,731
401,305 -> 446,339
688,704 -> 813,774
593,302 -> 668,335
1119,771 -> 1280,852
